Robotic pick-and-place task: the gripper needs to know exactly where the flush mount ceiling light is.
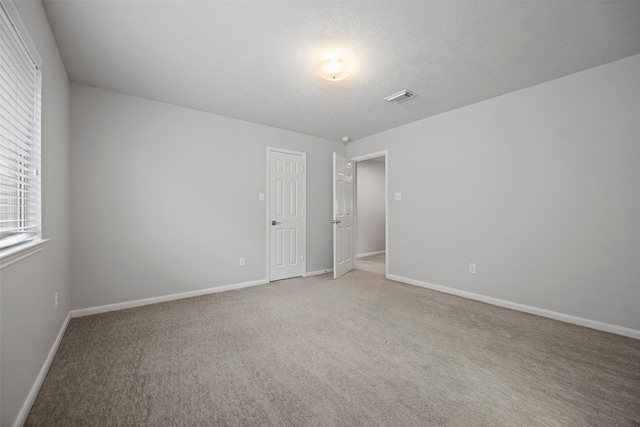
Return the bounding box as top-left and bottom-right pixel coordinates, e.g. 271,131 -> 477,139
384,90 -> 415,104
318,52 -> 350,81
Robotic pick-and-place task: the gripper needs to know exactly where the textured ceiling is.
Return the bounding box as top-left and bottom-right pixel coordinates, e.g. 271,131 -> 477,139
42,1 -> 640,142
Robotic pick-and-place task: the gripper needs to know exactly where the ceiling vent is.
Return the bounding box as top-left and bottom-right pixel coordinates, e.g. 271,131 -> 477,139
383,90 -> 415,104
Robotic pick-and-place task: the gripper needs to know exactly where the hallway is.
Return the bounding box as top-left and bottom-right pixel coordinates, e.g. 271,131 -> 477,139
355,253 -> 385,276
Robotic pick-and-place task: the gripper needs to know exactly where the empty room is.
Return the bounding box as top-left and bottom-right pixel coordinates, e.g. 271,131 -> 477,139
1,1 -> 639,426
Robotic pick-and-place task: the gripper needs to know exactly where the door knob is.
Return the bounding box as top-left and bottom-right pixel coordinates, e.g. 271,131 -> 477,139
271,220 -> 282,226
331,220 -> 341,224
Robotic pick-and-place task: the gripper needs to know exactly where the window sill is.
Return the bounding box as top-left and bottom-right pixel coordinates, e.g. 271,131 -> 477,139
0,239 -> 49,270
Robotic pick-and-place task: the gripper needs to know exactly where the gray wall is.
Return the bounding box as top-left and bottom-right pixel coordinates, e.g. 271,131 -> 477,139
356,159 -> 385,255
347,54 -> 640,331
0,1 -> 71,425
70,84 -> 345,310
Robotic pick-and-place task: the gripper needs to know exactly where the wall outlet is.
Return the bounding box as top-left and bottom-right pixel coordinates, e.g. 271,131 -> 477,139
239,258 -> 245,267
469,263 -> 476,274
258,193 -> 264,201
55,292 -> 58,309
394,192 -> 402,201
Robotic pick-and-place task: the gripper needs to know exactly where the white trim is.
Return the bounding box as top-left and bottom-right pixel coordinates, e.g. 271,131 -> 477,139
265,147 -> 307,282
350,150 -> 389,163
0,0 -> 42,67
356,251 -> 385,259
304,268 -> 333,277
0,239 -> 49,270
13,312 -> 71,427
387,274 -> 640,340
351,150 -> 389,277
70,279 -> 269,318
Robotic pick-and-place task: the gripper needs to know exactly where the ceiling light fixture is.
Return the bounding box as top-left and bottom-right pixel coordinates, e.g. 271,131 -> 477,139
318,52 -> 350,81
323,60 -> 342,75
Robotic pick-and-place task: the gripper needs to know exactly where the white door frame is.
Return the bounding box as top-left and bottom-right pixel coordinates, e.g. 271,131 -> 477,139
265,147 -> 307,282
351,150 -> 389,278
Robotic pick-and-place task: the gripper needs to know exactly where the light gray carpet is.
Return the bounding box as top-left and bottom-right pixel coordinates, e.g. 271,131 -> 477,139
355,254 -> 386,276
26,262 -> 640,426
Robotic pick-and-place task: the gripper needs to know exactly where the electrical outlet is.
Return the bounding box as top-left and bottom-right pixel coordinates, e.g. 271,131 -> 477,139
258,193 -> 264,201
55,292 -> 58,309
469,263 -> 476,274
239,258 -> 245,267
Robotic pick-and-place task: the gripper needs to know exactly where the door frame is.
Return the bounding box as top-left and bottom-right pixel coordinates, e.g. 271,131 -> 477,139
265,147 -> 307,282
351,150 -> 389,278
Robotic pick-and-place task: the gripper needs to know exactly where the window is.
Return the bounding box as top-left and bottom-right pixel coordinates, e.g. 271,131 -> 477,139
0,0 -> 42,252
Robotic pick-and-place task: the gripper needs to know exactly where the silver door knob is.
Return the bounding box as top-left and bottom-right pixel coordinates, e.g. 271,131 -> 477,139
330,220 -> 341,224
271,220 -> 282,225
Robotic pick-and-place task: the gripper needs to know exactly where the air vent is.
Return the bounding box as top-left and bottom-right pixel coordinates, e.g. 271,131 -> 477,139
383,90 -> 415,104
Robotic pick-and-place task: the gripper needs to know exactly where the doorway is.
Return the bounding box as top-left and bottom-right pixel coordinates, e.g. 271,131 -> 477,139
352,151 -> 388,277
332,150 -> 388,278
266,147 -> 306,281
355,157 -> 385,255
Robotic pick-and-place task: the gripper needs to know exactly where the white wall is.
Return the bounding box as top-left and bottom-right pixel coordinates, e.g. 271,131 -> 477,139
0,1 -> 71,425
70,84 -> 345,310
356,159 -> 385,255
347,54 -> 640,332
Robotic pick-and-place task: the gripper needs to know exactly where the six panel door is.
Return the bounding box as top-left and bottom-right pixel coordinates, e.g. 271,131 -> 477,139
270,151 -> 304,281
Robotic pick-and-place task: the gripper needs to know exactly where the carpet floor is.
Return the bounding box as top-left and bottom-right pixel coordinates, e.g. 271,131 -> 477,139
26,257 -> 640,426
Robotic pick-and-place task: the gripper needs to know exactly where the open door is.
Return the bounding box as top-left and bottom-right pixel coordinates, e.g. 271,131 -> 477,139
333,153 -> 355,278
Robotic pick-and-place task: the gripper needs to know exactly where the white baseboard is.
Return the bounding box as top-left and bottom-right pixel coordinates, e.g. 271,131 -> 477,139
387,274 -> 640,340
356,251 -> 385,259
71,279 -> 269,318
304,268 -> 333,277
14,312 -> 71,427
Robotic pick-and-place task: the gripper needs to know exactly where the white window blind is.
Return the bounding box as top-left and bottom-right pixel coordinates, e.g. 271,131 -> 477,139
0,0 -> 42,250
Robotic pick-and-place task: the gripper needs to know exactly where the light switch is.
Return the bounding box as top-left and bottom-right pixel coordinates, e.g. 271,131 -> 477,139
394,192 -> 402,201
259,193 -> 264,201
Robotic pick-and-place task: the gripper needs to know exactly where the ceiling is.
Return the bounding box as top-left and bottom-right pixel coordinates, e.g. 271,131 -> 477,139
42,1 -> 640,142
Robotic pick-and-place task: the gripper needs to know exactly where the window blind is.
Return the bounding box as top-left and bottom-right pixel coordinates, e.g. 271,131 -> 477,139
0,1 -> 42,250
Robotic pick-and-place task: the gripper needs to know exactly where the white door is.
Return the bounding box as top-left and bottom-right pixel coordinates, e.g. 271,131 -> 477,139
269,150 -> 305,281
333,153 -> 354,278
